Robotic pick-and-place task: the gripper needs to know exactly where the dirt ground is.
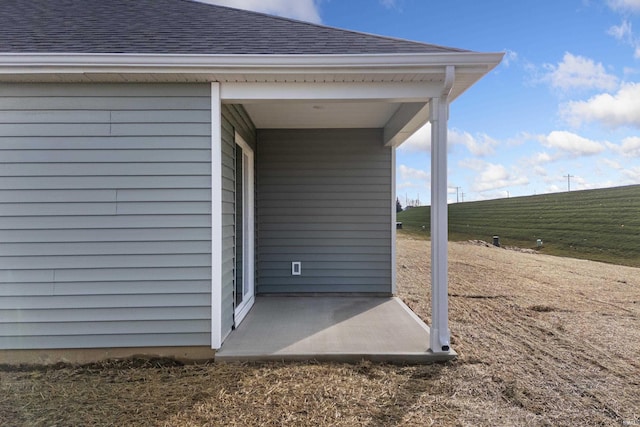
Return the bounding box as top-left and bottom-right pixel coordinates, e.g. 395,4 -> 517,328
1,235 -> 639,426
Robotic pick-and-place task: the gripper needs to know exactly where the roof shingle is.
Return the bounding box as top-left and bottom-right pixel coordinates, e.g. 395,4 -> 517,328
0,0 -> 468,55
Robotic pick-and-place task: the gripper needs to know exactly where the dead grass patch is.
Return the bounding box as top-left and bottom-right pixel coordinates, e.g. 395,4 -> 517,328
2,235 -> 639,426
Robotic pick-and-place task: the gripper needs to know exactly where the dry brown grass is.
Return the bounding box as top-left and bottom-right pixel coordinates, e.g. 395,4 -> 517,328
1,234 -> 639,426
397,235 -> 640,426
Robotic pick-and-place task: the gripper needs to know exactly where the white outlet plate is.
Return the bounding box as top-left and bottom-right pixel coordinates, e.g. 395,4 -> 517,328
291,261 -> 301,276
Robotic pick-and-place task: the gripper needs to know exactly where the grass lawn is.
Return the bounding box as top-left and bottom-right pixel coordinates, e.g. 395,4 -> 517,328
397,184 -> 640,267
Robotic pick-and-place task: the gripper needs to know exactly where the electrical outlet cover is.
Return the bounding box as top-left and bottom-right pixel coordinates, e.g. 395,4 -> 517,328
292,261 -> 301,275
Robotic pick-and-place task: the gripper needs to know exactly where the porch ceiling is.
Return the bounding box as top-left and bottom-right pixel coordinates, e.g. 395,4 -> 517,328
243,101 -> 403,129
220,80 -> 441,146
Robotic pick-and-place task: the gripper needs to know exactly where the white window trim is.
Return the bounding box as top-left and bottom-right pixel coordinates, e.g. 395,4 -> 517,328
232,132 -> 255,326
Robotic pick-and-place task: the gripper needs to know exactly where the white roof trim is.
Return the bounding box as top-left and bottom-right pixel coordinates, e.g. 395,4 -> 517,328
0,52 -> 504,74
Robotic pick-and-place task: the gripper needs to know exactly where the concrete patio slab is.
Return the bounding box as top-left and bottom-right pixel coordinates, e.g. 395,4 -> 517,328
215,296 -> 456,363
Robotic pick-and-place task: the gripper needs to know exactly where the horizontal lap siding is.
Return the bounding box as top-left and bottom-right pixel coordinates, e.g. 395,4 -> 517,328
256,129 -> 392,294
0,83 -> 212,349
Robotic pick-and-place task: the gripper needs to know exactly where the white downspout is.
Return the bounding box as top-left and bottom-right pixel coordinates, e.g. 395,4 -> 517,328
429,65 -> 454,353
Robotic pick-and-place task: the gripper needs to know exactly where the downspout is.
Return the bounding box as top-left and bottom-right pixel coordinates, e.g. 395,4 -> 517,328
442,65 -> 455,100
429,65 -> 454,353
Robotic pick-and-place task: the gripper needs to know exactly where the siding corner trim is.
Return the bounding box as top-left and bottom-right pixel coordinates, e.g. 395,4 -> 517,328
211,82 -> 223,349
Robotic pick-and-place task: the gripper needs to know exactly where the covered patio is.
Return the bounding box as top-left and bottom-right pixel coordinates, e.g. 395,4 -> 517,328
0,0 -> 503,364
215,296 -> 455,363
213,58 -> 503,361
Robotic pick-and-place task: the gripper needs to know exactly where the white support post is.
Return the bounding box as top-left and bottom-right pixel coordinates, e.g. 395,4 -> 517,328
429,96 -> 450,353
429,66 -> 454,353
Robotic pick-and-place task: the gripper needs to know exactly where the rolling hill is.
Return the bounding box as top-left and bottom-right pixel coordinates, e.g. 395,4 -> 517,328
397,184 -> 640,267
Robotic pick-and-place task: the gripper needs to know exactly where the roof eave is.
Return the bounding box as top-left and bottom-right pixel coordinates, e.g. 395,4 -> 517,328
0,51 -> 504,76
0,51 -> 504,148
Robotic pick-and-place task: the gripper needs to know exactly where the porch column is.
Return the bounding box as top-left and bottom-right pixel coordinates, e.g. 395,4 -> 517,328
429,66 -> 454,353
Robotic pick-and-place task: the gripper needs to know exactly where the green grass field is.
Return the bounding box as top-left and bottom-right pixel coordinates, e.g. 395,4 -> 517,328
397,184 -> 640,267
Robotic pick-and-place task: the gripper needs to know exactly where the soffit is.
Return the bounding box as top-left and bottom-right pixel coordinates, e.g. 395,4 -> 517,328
244,102 -> 403,129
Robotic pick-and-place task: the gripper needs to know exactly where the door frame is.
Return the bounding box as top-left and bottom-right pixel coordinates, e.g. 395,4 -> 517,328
233,131 -> 255,326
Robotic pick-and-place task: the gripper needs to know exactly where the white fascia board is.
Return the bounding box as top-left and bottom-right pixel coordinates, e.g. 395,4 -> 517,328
0,52 -> 505,76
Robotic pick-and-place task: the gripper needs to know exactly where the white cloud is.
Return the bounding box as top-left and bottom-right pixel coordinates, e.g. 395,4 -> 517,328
398,164 -> 429,181
608,136 -> 640,157
534,165 -> 548,176
541,53 -> 618,92
397,170 -> 429,205
502,49 -> 518,67
607,0 -> 640,12
530,151 -> 554,164
546,184 -> 563,193
479,163 -> 508,182
609,20 -> 632,41
380,0 -> 398,9
449,128 -> 499,156
622,166 -> 640,182
400,125 -> 500,156
608,20 -> 633,42
473,163 -> 529,192
607,20 -> 640,58
602,158 -> 624,170
458,158 -> 485,171
460,160 -> 529,192
538,131 -> 606,156
542,174 -> 559,184
398,123 -> 431,152
561,82 -> 640,128
197,0 -> 322,23
397,181 -> 419,190
506,131 -> 535,147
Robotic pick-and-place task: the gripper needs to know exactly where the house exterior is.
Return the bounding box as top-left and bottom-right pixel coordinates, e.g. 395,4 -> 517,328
0,0 -> 502,362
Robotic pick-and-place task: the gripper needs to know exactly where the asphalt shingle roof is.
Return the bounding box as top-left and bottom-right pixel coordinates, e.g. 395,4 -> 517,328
0,0 -> 468,55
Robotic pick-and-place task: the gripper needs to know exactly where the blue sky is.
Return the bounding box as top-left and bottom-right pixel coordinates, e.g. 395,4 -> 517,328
205,0 -> 640,204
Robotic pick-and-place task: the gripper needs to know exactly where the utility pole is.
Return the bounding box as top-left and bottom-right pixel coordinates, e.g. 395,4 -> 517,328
454,186 -> 461,203
460,191 -> 465,203
563,174 -> 573,192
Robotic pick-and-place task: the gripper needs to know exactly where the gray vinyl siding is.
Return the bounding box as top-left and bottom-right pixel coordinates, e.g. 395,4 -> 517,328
256,129 -> 392,294
220,105 -> 255,337
0,83 -> 212,349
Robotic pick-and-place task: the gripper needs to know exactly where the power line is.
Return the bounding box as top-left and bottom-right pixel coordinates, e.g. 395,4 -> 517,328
563,174 -> 573,192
